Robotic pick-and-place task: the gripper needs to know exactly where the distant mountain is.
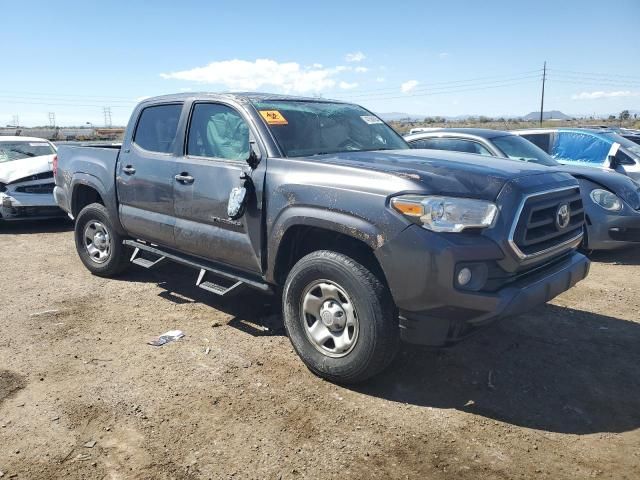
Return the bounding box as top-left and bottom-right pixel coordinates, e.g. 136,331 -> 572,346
522,110 -> 571,121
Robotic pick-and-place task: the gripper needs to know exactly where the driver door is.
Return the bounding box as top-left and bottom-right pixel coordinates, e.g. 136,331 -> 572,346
172,102 -> 264,274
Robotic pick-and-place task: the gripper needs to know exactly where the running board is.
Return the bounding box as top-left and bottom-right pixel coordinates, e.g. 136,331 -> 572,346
196,269 -> 243,296
130,247 -> 165,268
123,239 -> 270,293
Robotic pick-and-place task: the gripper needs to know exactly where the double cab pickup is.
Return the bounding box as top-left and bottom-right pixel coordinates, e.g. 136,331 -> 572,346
54,93 -> 590,382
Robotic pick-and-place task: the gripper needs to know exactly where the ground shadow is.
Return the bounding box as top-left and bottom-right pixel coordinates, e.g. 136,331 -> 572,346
117,262 -> 284,335
114,262 -> 640,435
0,218 -> 73,234
351,304 -> 640,435
589,248 -> 640,266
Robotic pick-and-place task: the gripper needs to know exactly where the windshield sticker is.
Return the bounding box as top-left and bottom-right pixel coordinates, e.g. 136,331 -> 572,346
259,110 -> 288,125
361,115 -> 383,125
29,142 -> 50,147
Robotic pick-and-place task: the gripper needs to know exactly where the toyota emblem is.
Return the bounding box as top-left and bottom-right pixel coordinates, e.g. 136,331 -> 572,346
556,203 -> 571,230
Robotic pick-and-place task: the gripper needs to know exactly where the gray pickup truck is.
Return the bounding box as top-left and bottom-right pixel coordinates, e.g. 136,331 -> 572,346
54,93 -> 590,383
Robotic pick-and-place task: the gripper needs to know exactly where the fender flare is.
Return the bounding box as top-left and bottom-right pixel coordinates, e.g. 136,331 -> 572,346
71,173 -> 126,234
266,205 -> 384,282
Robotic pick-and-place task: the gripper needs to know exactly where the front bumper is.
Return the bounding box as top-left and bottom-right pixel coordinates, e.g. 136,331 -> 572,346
584,203 -> 640,250
375,225 -> 590,346
0,191 -> 66,221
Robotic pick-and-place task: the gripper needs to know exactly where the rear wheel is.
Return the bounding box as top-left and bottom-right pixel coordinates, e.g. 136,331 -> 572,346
74,203 -> 130,277
283,250 -> 399,383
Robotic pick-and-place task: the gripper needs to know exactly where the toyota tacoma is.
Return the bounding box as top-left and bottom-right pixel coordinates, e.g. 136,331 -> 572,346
54,93 -> 590,383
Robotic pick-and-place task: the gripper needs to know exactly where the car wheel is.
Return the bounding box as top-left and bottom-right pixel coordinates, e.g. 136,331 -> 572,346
74,203 -> 130,277
283,250 -> 399,383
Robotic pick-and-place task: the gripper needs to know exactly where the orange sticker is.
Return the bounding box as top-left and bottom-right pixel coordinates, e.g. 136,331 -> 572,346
259,110 -> 288,125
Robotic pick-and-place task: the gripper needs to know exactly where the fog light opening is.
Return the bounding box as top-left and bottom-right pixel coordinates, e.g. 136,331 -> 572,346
457,267 -> 472,286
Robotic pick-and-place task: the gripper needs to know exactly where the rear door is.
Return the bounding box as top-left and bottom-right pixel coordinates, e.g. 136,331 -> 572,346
172,101 -> 265,274
117,103 -> 183,247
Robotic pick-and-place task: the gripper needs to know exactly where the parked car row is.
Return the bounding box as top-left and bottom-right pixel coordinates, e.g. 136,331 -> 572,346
405,128 -> 640,251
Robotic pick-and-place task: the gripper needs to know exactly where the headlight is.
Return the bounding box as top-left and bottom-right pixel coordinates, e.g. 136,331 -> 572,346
391,195 -> 498,232
590,189 -> 622,211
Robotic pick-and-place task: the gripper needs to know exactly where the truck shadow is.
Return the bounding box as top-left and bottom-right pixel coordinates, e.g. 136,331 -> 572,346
352,304 -> 640,435
118,263 -> 640,435
589,248 -> 640,266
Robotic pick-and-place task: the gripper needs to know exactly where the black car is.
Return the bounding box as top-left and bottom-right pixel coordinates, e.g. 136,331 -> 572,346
405,128 -> 640,251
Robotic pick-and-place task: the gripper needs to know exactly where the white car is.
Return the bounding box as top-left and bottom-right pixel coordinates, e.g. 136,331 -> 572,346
0,136 -> 66,221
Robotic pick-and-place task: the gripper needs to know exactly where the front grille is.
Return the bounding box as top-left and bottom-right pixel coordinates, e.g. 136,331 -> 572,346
511,187 -> 584,258
15,183 -> 55,194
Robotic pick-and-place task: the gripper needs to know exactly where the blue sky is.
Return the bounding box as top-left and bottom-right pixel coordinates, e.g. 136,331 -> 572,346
2,0 -> 639,126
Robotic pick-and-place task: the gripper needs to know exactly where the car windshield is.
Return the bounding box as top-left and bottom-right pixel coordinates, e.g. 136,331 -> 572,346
600,133 -> 640,157
252,100 -> 409,157
492,135 -> 558,166
0,141 -> 55,163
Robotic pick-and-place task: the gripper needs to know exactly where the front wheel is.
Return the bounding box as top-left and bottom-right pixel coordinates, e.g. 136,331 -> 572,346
283,250 -> 399,383
74,203 -> 130,277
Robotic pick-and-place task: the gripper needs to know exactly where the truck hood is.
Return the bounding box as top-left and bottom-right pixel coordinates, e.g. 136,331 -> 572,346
0,154 -> 54,184
558,164 -> 640,209
304,149 -> 565,200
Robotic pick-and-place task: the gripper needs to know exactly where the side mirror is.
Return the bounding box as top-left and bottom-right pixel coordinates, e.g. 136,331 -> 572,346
246,136 -> 260,169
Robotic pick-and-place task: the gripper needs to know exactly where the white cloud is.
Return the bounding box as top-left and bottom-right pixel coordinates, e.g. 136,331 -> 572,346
376,77 -> 386,83
160,59 -> 343,94
401,80 -> 419,93
345,51 -> 366,62
439,52 -> 450,59
339,81 -> 359,90
354,66 -> 368,73
311,63 -> 323,69
572,90 -> 640,100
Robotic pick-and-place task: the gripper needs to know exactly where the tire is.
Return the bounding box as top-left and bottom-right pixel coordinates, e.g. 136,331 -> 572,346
283,250 -> 399,384
74,203 -> 130,277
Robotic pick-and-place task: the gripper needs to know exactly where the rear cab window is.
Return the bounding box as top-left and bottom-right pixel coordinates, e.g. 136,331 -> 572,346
133,104 -> 183,154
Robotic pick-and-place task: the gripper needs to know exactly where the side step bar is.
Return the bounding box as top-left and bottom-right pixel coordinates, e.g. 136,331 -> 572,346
123,239 -> 271,295
130,247 -> 165,268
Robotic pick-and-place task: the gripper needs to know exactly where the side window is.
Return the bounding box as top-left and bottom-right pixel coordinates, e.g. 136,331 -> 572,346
187,103 -> 250,161
410,138 -> 491,156
615,149 -> 637,166
551,132 -> 610,164
521,133 -> 551,153
134,104 -> 182,154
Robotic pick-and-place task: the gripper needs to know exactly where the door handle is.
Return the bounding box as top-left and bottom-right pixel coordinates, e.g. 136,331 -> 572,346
123,165 -> 136,175
175,173 -> 194,184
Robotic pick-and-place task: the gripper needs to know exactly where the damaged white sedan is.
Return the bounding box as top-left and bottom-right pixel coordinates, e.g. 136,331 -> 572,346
0,136 -> 66,221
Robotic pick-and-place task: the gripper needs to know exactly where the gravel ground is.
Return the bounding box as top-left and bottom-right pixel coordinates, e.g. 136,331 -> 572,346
1,220 -> 639,479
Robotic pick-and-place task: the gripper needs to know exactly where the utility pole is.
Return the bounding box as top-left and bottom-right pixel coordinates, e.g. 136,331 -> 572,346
103,107 -> 112,127
539,61 -> 546,126
12,115 -> 19,127
48,112 -> 56,128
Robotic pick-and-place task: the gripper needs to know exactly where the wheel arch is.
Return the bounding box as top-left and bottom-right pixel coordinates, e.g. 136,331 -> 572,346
268,208 -> 389,287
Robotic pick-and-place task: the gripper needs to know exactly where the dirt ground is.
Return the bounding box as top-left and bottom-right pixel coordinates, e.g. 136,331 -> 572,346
1,220 -> 639,480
